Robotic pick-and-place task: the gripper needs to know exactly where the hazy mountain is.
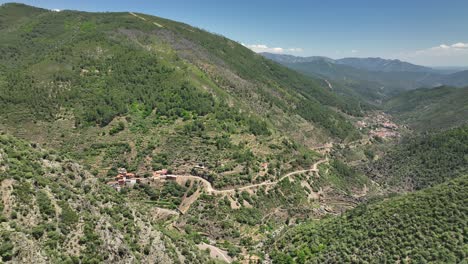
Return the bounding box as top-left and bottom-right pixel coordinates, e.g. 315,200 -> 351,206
262,53 -> 435,73
438,70 -> 468,87
336,57 -> 435,72
432,66 -> 468,74
260,52 -> 334,64
262,53 -> 468,103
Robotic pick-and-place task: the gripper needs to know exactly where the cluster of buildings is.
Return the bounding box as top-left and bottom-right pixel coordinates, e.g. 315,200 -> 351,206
106,168 -> 142,191
356,113 -> 401,139
106,167 -> 181,191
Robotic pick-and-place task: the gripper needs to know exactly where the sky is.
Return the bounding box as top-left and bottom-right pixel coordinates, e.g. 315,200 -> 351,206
2,0 -> 468,66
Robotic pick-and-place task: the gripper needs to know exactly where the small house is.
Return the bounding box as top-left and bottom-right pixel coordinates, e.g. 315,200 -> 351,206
108,168 -> 142,191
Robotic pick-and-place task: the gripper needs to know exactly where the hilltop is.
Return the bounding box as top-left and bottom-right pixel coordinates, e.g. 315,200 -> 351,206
0,3 -> 367,188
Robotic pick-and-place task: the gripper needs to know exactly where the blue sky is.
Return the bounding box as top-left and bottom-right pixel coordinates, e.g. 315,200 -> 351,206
2,0 -> 468,66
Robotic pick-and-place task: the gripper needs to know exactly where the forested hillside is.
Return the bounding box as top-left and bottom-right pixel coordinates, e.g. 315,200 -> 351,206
2,3 -> 467,264
0,3 -> 363,137
384,86 -> 468,131
0,134 -> 214,263
0,3 -> 368,188
262,53 -> 468,104
0,5 -> 374,262
364,125 -> 468,191
269,175 -> 468,263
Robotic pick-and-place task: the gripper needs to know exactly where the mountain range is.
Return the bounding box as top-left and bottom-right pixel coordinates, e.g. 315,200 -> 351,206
0,3 -> 467,264
262,53 -> 434,72
262,52 -> 468,102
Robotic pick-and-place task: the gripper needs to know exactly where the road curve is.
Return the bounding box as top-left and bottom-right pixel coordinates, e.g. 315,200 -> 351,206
175,158 -> 328,195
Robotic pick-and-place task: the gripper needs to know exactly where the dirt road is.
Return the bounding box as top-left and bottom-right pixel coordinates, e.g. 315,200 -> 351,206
175,158 -> 328,195
197,243 -> 232,263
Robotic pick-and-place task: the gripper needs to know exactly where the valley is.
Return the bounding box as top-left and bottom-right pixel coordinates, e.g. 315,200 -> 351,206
0,3 -> 467,264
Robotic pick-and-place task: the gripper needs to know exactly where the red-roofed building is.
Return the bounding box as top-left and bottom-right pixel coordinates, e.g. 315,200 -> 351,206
108,168 -> 142,191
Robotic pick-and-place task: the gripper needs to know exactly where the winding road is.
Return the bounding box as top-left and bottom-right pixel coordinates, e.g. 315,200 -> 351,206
175,158 -> 328,195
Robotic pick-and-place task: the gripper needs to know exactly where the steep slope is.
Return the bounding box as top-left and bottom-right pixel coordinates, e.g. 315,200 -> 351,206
269,174 -> 468,263
0,134 -> 213,263
363,125 -> 468,191
0,3 -> 365,187
280,60 -> 390,102
384,86 -> 468,131
439,70 -> 468,87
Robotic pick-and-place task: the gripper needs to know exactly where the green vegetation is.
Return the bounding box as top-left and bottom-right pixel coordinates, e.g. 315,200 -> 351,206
0,3 -> 365,190
263,53 -> 468,105
2,4 -> 466,263
365,125 -> 468,190
269,175 -> 468,263
0,133 -> 215,263
0,3 -> 362,140
384,86 -> 468,131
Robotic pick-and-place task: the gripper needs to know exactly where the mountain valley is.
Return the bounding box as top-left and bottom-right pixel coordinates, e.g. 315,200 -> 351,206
0,3 -> 467,264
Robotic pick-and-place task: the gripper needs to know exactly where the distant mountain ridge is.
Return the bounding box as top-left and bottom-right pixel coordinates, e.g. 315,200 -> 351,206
335,57 -> 435,72
261,53 -> 435,72
261,53 -> 468,102
260,53 -> 335,64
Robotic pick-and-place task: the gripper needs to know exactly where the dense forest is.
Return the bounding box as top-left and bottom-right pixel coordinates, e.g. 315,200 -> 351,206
269,175 -> 467,263
384,86 -> 468,131
0,3 -> 368,193
365,125 -> 468,190
0,3 -> 363,141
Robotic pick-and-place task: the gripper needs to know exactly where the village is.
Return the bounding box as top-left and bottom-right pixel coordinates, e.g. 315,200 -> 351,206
106,167 -> 176,191
356,112 -> 402,139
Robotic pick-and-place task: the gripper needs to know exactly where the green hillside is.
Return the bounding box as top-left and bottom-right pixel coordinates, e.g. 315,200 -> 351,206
0,3 -> 362,133
0,3 -> 366,187
0,134 -> 215,263
262,53 -> 468,105
282,60 -> 389,102
0,5 -> 375,261
269,174 -> 468,263
384,86 -> 468,131
364,125 -> 468,191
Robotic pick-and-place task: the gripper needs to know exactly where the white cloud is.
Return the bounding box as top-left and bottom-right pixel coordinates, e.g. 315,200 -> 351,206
351,49 -> 359,53
430,42 -> 468,52
412,42 -> 468,56
243,44 -> 302,54
398,41 -> 468,66
438,44 -> 450,49
451,42 -> 468,49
